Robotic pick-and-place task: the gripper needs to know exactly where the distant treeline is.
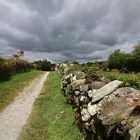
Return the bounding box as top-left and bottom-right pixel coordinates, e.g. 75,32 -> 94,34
0,51 -> 55,81
34,60 -> 55,71
108,42 -> 140,72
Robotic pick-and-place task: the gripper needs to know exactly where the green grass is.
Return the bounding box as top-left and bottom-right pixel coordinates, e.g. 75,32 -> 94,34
19,72 -> 81,140
100,71 -> 140,89
0,70 -> 43,111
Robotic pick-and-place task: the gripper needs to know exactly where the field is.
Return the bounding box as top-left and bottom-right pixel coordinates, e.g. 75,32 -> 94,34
19,72 -> 81,140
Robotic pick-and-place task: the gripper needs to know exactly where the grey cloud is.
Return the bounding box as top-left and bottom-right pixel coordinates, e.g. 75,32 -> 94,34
0,0 -> 140,63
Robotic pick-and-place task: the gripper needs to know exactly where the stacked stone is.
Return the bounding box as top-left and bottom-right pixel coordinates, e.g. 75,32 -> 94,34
61,71 -> 140,140
55,63 -> 74,75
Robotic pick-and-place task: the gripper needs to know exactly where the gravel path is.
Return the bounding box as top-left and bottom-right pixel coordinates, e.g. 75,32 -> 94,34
0,72 -> 49,140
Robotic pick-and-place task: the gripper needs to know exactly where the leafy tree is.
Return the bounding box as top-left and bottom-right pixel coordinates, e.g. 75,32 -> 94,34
125,55 -> 137,71
72,61 -> 79,65
34,60 -> 52,71
132,42 -> 140,60
126,42 -> 140,72
108,43 -> 140,72
108,49 -> 128,69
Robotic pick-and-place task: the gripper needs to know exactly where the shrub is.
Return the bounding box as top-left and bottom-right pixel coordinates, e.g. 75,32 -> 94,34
108,43 -> 140,72
0,52 -> 33,81
108,49 -> 128,70
34,60 -> 52,71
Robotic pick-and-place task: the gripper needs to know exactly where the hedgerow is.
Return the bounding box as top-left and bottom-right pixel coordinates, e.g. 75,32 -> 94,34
0,51 -> 33,81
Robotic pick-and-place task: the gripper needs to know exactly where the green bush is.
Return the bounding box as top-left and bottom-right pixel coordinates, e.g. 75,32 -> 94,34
108,49 -> 128,70
34,60 -> 53,71
108,43 -> 140,72
0,57 -> 33,81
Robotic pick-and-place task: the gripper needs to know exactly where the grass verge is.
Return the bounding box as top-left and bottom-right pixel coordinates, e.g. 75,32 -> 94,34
0,70 -> 43,111
19,72 -> 81,140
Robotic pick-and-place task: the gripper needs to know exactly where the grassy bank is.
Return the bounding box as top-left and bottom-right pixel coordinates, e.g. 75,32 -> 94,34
19,72 -> 81,140
0,70 -> 43,111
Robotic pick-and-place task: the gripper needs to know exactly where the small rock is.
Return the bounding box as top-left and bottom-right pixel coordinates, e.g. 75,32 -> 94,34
75,97 -> 80,106
81,108 -> 91,121
87,102 -> 99,116
75,91 -> 80,96
88,89 -> 96,98
90,119 -> 96,133
74,71 -> 86,80
72,75 -> 77,81
71,79 -> 86,91
83,122 -> 90,130
65,73 -> 72,80
121,120 -> 127,125
80,84 -> 89,92
79,96 -> 88,103
80,91 -> 87,96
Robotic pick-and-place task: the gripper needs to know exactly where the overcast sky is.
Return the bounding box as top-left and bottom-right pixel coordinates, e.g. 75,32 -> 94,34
0,0 -> 140,63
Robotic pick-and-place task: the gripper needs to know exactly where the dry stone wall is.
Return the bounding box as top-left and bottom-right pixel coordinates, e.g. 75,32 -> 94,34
61,71 -> 140,140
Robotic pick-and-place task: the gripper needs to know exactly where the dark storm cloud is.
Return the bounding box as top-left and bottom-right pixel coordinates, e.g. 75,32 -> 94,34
0,0 -> 140,63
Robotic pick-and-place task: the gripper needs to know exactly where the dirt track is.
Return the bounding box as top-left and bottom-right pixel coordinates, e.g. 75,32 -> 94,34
0,72 -> 49,140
